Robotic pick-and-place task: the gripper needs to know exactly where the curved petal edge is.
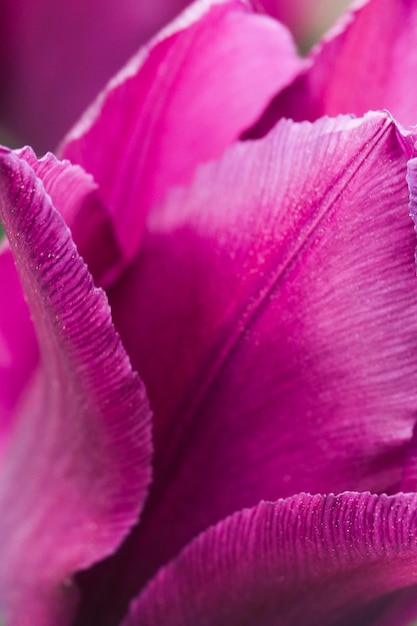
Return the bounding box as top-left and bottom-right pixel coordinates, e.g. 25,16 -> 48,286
125,491 -> 417,626
0,148 -> 152,626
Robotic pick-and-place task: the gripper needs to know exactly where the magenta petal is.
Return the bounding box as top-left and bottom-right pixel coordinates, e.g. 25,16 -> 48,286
0,245 -> 37,444
61,0 -> 305,262
85,111 -> 417,620
252,0 -> 417,135
0,0 -> 190,151
124,492 -> 417,626
0,148 -> 152,625
0,145 -> 124,445
17,147 -> 124,286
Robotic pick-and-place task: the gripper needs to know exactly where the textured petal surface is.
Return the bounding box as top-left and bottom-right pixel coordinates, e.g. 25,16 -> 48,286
0,147 -> 124,456
250,0 -> 417,136
0,149 -> 152,626
61,0 -> 305,262
0,0 -> 190,151
125,492 -> 417,626
17,147 -> 124,286
75,112 -> 417,624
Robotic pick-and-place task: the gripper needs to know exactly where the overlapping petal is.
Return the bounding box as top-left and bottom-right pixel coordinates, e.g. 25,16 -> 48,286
125,492 -> 417,626
250,0 -> 417,136
0,0 -> 190,151
0,147 -> 125,452
61,0 -> 305,263
17,147 -> 124,286
74,111 -> 417,625
0,149 -> 152,626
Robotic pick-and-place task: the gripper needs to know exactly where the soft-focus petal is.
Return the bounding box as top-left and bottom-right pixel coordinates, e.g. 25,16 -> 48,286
61,0 -> 305,263
250,0 -> 417,136
0,148 -> 152,626
0,0 -> 190,151
125,492 -> 417,626
75,112 -> 417,624
365,586 -> 417,626
0,244 -> 37,445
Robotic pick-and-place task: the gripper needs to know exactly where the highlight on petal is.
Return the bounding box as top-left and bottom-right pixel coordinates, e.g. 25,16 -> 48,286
76,111 -> 417,625
0,148 -> 152,625
0,0 -> 190,151
250,0 -> 417,136
125,492 -> 417,626
61,0 -> 305,262
407,157 -> 417,234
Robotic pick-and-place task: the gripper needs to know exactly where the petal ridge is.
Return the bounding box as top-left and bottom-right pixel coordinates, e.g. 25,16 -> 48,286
125,492 -> 417,626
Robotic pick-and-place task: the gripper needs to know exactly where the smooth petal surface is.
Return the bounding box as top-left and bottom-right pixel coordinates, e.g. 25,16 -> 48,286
250,0 -> 417,136
74,112 -> 417,625
0,149 -> 152,626
125,492 -> 417,626
0,0 -> 190,151
61,0 -> 305,262
0,244 -> 37,445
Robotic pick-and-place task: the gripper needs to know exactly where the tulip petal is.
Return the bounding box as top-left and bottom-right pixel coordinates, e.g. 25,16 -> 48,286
257,0 -> 352,51
250,0 -> 417,136
124,492 -> 417,626
61,0 -> 305,263
0,148 -> 152,625
17,147 -> 124,286
76,111 -> 417,624
0,0 -> 190,151
0,147 -> 124,455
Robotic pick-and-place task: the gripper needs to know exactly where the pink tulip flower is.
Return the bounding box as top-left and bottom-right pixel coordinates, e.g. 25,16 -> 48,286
2,1 -> 417,626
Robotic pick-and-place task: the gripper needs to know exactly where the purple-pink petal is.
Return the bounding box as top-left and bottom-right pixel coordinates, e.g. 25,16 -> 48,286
17,147 -> 124,286
74,111 -> 417,625
250,0 -> 417,136
124,492 -> 417,626
0,148 -> 152,625
61,0 -> 305,264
